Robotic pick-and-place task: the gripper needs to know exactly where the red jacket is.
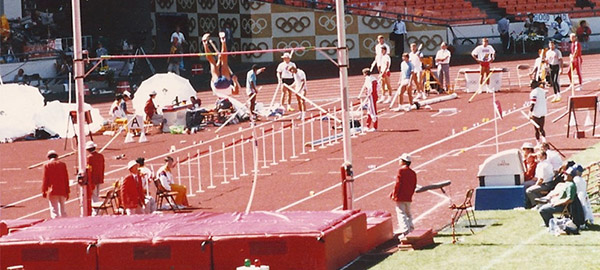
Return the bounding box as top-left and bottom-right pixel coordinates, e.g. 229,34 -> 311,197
391,166 -> 417,202
42,159 -> 70,198
87,151 -> 105,185
120,174 -> 144,209
144,98 -> 157,120
524,155 -> 537,181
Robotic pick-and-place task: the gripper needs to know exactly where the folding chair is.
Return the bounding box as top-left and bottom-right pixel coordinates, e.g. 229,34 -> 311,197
516,64 -> 531,88
92,189 -> 117,215
449,188 -> 477,243
153,178 -> 179,212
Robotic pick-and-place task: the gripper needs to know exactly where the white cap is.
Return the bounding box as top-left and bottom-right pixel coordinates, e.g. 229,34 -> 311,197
127,160 -> 138,170
47,150 -> 57,157
281,52 -> 291,59
123,91 -> 131,97
400,153 -> 411,162
85,141 -> 97,150
150,90 -> 157,96
521,142 -> 534,149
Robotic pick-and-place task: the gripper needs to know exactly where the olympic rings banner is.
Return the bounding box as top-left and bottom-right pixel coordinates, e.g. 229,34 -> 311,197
152,0 -> 447,62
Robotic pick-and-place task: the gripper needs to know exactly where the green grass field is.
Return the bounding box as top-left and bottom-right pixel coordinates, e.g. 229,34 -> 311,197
367,142 -> 600,270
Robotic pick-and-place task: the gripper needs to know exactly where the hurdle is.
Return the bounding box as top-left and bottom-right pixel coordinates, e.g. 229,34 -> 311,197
240,134 -> 248,176
280,122 -> 287,162
196,149 -> 204,193
301,118 -> 307,155
231,138 -> 239,180
262,128 -> 269,168
271,125 -> 278,166
319,111 -> 326,149
221,142 -> 229,184
187,153 -> 195,196
207,146 -> 216,189
310,113 -> 316,152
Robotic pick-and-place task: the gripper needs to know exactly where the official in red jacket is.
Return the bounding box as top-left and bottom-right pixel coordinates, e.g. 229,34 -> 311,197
120,160 -> 145,215
42,150 -> 70,218
390,153 -> 417,238
86,141 -> 105,204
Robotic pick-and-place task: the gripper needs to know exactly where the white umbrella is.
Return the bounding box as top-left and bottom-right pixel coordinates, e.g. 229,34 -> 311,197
33,101 -> 105,138
0,84 -> 45,141
132,72 -> 197,115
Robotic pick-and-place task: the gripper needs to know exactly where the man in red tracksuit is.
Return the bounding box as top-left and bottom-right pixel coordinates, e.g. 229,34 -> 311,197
120,160 -> 145,215
42,150 -> 70,218
361,68 -> 378,132
86,141 -> 105,207
568,33 -> 583,91
390,153 -> 417,239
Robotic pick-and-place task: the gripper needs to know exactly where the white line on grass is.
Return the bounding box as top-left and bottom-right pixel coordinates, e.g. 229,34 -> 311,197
482,230 -> 545,270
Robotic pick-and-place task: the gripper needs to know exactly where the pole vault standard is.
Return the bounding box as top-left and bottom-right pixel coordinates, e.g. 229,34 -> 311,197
71,0 -> 91,217
335,0 -> 354,210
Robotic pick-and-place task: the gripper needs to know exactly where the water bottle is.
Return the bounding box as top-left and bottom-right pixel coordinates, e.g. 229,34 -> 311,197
244,258 -> 251,267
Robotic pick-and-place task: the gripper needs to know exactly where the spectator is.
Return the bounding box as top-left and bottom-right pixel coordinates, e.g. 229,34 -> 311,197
120,160 -> 145,215
170,25 -> 186,71
13,68 -> 25,84
575,0 -> 596,9
538,167 -> 577,227
524,13 -> 535,34
521,142 -> 538,182
42,150 -> 70,219
525,151 -> 555,208
552,16 -> 569,41
572,164 -> 594,224
96,42 -> 108,57
576,20 -> 591,49
391,15 -> 407,57
223,22 -> 234,52
497,16 -> 510,54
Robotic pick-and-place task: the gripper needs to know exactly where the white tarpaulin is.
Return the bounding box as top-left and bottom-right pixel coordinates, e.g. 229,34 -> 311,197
0,84 -> 45,141
132,72 -> 197,116
33,101 -> 104,138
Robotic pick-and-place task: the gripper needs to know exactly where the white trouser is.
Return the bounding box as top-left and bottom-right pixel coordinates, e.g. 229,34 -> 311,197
48,195 -> 67,219
394,201 -> 414,234
125,206 -> 144,215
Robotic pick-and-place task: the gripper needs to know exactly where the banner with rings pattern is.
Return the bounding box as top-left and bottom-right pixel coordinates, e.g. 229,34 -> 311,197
152,0 -> 448,63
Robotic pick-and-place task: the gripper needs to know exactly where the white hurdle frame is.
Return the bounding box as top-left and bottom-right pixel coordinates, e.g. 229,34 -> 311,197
177,157 -> 182,185
280,122 -> 287,162
231,138 -> 239,180
327,109 -> 333,146
333,106 -> 339,144
221,142 -> 229,184
271,124 -> 278,166
310,113 -> 316,152
187,153 -> 195,196
240,135 -> 248,176
319,111 -> 325,149
290,119 -> 298,158
196,149 -> 204,193
208,145 -> 216,189
301,118 -> 307,155
261,128 -> 268,168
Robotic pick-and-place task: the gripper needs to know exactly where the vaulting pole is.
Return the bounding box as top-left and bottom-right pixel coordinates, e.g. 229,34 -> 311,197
71,0 -> 91,217
335,0 -> 354,210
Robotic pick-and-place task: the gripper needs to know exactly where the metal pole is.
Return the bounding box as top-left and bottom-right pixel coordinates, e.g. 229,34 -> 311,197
71,0 -> 90,217
335,0 -> 354,210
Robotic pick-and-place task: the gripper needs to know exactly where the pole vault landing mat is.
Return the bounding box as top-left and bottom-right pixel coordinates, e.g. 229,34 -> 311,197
0,210 -> 393,270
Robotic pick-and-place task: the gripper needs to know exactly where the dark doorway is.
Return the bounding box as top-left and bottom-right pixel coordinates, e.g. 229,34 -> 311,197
155,13 -> 189,54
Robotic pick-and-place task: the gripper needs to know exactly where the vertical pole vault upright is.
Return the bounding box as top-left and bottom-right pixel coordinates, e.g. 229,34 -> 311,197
335,0 -> 354,210
71,0 -> 91,216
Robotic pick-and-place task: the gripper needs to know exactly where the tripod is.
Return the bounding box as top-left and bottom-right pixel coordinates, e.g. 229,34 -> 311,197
132,46 -> 156,75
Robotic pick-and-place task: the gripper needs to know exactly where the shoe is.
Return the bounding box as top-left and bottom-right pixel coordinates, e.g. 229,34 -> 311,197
576,86 -> 582,91
392,105 -> 403,112
202,33 -> 210,43
367,127 -> 376,132
377,98 -> 384,103
384,96 -> 391,103
404,105 -> 412,112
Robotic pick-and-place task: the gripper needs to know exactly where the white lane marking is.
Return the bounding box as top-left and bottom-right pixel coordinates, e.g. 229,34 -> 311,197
412,197 -> 450,224
327,157 -> 344,161
446,168 -> 467,171
482,230 -> 545,270
365,156 -> 383,159
2,168 -> 21,171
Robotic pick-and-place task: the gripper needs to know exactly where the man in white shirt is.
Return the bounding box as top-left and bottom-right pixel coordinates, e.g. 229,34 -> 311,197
525,151 -> 555,207
409,43 -> 424,99
540,143 -> 562,173
288,66 -> 307,119
277,53 -> 297,111
246,64 -> 266,120
529,80 -> 547,143
393,53 -> 413,111
471,38 -> 495,92
370,35 -> 391,73
435,42 -> 451,93
552,16 -> 570,41
545,41 -> 563,102
361,68 -> 378,132
378,46 -> 393,103
170,25 -> 186,71
391,15 -> 407,56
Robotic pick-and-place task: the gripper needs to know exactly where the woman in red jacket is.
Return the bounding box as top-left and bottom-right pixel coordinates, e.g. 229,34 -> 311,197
120,160 -> 145,215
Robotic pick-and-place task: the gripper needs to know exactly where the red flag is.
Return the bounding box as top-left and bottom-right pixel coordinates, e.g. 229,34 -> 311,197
494,100 -> 503,119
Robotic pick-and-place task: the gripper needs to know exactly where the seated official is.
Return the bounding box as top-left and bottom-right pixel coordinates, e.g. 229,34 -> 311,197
156,156 -> 189,209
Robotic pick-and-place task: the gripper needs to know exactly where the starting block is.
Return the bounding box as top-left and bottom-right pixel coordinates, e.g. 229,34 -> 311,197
474,186 -> 524,210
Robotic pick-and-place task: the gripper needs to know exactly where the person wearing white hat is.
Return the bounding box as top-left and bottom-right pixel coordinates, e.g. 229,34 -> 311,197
85,141 -> 105,206
276,52 -> 297,111
390,153 -> 417,239
42,150 -> 70,218
144,90 -> 166,132
120,90 -> 133,115
521,142 -> 537,182
120,160 -> 145,215
201,32 -> 241,94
